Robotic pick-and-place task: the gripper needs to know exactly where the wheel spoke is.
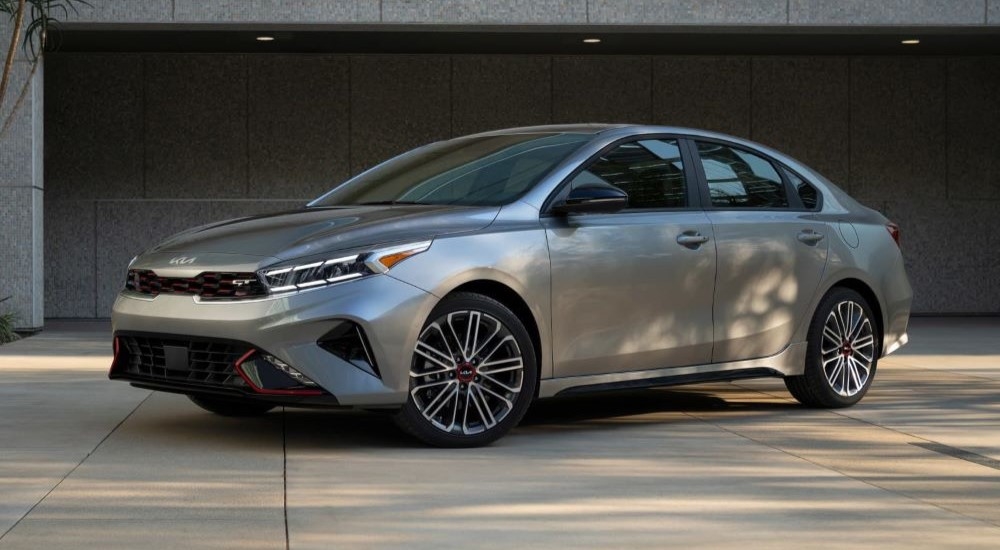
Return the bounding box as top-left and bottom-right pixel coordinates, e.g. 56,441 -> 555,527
413,340 -> 456,375
479,371 -> 520,393
447,312 -> 468,361
470,386 -> 497,429
479,356 -> 522,373
476,382 -> 514,408
826,356 -> 844,389
480,335 -> 515,365
853,331 -> 875,350
422,381 -> 458,419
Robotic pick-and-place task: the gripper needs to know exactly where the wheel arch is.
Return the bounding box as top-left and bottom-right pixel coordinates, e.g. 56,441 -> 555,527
447,279 -> 544,390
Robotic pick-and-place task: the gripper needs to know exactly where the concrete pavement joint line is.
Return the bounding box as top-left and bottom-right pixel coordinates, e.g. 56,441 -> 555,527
729,380 -> 998,454
912,442 -> 1000,471
882,360 -> 1000,383
282,406 -> 289,550
0,391 -> 154,542
680,410 -> 1000,530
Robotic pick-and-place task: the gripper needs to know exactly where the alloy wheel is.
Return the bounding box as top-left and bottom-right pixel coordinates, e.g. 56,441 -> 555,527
410,310 -> 525,435
821,300 -> 876,397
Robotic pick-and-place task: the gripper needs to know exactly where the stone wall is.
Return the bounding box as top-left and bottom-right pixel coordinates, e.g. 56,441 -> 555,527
43,53 -> 1000,317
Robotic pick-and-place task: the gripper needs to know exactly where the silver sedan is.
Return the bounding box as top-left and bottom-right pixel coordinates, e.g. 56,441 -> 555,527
110,124 -> 912,447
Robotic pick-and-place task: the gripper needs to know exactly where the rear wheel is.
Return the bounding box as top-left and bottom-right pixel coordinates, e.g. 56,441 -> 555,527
394,292 -> 537,447
785,287 -> 879,408
188,395 -> 276,417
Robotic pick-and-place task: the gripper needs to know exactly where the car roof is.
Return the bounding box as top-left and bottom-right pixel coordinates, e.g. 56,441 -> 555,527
472,123 -> 758,142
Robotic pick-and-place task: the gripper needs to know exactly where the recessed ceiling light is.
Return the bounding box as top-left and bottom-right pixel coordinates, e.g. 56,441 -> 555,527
901,39 -> 920,45
583,38 -> 602,44
256,35 -> 276,42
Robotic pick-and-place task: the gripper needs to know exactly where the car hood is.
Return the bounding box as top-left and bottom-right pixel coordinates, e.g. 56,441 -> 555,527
146,204 -> 500,263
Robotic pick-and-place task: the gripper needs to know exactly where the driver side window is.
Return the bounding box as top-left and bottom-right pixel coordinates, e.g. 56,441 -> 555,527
569,139 -> 688,209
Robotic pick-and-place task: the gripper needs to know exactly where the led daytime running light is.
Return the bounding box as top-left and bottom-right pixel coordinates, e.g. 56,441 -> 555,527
259,241 -> 431,294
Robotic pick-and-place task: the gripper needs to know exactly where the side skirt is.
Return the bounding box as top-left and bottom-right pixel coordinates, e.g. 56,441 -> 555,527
538,341 -> 807,398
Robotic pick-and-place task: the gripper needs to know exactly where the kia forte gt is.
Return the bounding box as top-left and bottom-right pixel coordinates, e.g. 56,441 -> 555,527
110,124 -> 911,447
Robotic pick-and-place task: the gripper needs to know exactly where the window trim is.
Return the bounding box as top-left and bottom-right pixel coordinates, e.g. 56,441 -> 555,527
540,134 -> 703,216
780,165 -> 825,212
686,137 -> 816,213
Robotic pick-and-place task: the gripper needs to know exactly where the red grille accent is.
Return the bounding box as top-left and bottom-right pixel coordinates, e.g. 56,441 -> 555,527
126,270 -> 267,299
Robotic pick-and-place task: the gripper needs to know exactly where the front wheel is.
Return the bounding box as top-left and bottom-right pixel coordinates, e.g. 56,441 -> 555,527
785,287 -> 880,408
394,292 -> 538,447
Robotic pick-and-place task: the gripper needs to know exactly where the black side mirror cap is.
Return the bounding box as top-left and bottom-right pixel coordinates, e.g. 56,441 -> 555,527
552,185 -> 629,215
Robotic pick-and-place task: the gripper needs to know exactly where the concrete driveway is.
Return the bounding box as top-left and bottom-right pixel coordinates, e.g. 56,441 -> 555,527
1,318 -> 999,549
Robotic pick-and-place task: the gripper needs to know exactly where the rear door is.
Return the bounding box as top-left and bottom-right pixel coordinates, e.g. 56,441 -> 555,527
543,138 -> 717,377
687,139 -> 829,363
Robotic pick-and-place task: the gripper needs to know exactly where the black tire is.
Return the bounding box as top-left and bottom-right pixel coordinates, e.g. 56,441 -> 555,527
188,395 -> 276,417
394,292 -> 538,448
785,287 -> 880,408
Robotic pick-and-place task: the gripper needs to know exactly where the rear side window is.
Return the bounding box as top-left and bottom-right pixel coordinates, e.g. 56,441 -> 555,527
569,139 -> 687,209
695,141 -> 788,208
785,169 -> 821,210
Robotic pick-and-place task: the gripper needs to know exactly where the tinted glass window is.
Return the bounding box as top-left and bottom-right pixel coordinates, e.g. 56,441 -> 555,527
785,169 -> 820,210
569,139 -> 687,209
696,142 -> 788,208
310,133 -> 591,207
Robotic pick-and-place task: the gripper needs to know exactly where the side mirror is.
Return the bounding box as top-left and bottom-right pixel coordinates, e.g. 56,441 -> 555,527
552,184 -> 628,215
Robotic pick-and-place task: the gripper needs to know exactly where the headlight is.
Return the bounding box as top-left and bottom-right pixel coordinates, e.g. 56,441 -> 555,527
259,240 -> 431,294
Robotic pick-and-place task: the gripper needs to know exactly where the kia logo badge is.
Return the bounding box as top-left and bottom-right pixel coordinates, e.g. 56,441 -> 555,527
169,256 -> 197,265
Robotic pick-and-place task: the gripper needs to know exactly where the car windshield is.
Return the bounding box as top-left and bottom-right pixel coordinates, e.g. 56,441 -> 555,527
309,133 -> 591,207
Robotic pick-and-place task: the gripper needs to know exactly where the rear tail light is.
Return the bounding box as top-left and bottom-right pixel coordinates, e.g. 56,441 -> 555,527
886,222 -> 901,246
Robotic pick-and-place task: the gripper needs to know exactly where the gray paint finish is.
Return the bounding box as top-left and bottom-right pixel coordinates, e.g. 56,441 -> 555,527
992,0 -> 1000,23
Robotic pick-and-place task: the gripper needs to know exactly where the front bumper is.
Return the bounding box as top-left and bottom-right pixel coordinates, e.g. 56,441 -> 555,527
110,274 -> 438,406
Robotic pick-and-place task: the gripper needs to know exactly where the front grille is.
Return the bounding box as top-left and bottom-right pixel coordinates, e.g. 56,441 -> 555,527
118,335 -> 251,389
126,269 -> 268,299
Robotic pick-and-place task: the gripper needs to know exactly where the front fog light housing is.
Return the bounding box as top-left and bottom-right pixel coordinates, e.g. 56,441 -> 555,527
234,350 -> 323,395
259,241 -> 431,295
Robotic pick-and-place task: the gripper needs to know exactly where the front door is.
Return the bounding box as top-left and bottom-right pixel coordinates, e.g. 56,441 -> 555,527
543,138 -> 717,378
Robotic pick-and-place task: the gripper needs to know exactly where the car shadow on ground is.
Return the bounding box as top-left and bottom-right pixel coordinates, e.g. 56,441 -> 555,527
277,387 -> 800,449
134,387 -> 801,450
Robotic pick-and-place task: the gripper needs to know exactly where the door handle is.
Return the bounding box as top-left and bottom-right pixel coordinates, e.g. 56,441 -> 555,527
797,230 -> 825,245
677,233 -> 710,247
